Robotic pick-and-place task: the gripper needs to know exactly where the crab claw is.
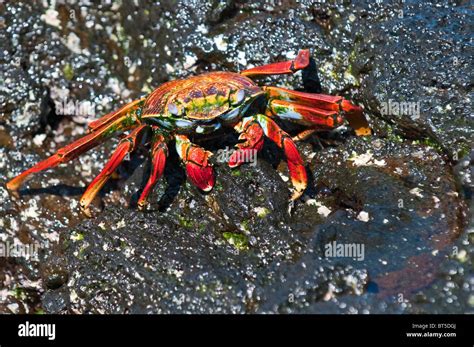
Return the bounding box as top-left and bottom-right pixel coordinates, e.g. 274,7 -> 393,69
185,162 -> 215,192
241,49 -> 310,77
175,135 -> 215,192
229,119 -> 264,168
341,100 -> 371,136
280,137 -> 307,200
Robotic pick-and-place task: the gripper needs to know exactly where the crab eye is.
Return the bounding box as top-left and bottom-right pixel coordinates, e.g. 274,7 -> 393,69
235,89 -> 246,104
168,103 -> 179,115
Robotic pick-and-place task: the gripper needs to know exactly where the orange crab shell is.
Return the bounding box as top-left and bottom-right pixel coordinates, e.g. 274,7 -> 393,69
142,72 -> 263,120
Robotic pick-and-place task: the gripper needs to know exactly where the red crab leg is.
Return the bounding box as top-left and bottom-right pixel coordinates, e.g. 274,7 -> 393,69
6,115 -> 139,193
175,135 -> 215,192
264,86 -> 371,135
268,99 -> 344,128
228,117 -> 264,168
80,125 -> 148,216
87,98 -> 145,133
240,49 -> 310,77
264,86 -> 346,110
292,128 -> 318,142
137,130 -> 169,210
254,114 -> 307,200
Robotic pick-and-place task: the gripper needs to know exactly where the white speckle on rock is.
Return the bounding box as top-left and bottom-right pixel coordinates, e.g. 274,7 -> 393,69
33,133 -> 47,147
285,51 -> 297,59
306,199 -> 318,206
9,218 -> 19,232
0,187 -> 8,201
323,283 -> 336,301
411,150 -> 425,159
7,303 -> 19,314
357,211 -> 370,222
394,167 -> 404,175
127,63 -> 137,80
116,219 -> 126,229
69,199 -> 78,210
305,199 -> 332,217
183,54 -> 197,70
123,246 -> 134,258
13,102 -> 38,127
456,249 -> 467,262
348,150 -> 386,167
165,63 -> 175,74
70,289 -> 78,303
278,172 -> 289,182
0,288 -> 9,301
41,9 -> 61,28
64,32 -> 85,55
106,77 -> 131,99
317,205 -> 332,217
43,231 -> 59,243
468,295 -> 474,307
134,272 -> 145,281
214,34 -> 228,51
168,268 -> 184,279
196,24 -> 208,34
409,187 -> 424,198
237,51 -> 247,66
20,199 -> 40,220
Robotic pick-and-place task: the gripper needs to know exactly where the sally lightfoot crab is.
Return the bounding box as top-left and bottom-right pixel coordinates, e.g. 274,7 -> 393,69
6,49 -> 370,216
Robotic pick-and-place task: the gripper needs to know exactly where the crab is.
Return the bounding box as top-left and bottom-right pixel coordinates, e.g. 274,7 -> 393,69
6,49 -> 370,216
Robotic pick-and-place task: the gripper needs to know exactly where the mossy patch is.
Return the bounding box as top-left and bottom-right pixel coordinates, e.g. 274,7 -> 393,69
63,63 -> 74,80
178,216 -> 194,228
223,232 -> 249,251
254,207 -> 270,218
412,137 -> 443,153
70,231 -> 84,242
240,219 -> 250,232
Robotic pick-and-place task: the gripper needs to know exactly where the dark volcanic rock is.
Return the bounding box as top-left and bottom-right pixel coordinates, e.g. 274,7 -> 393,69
321,0 -> 473,157
0,1 -> 472,314
41,137 -> 467,314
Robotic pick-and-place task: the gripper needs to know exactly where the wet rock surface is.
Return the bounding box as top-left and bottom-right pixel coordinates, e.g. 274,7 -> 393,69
0,1 -> 472,314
